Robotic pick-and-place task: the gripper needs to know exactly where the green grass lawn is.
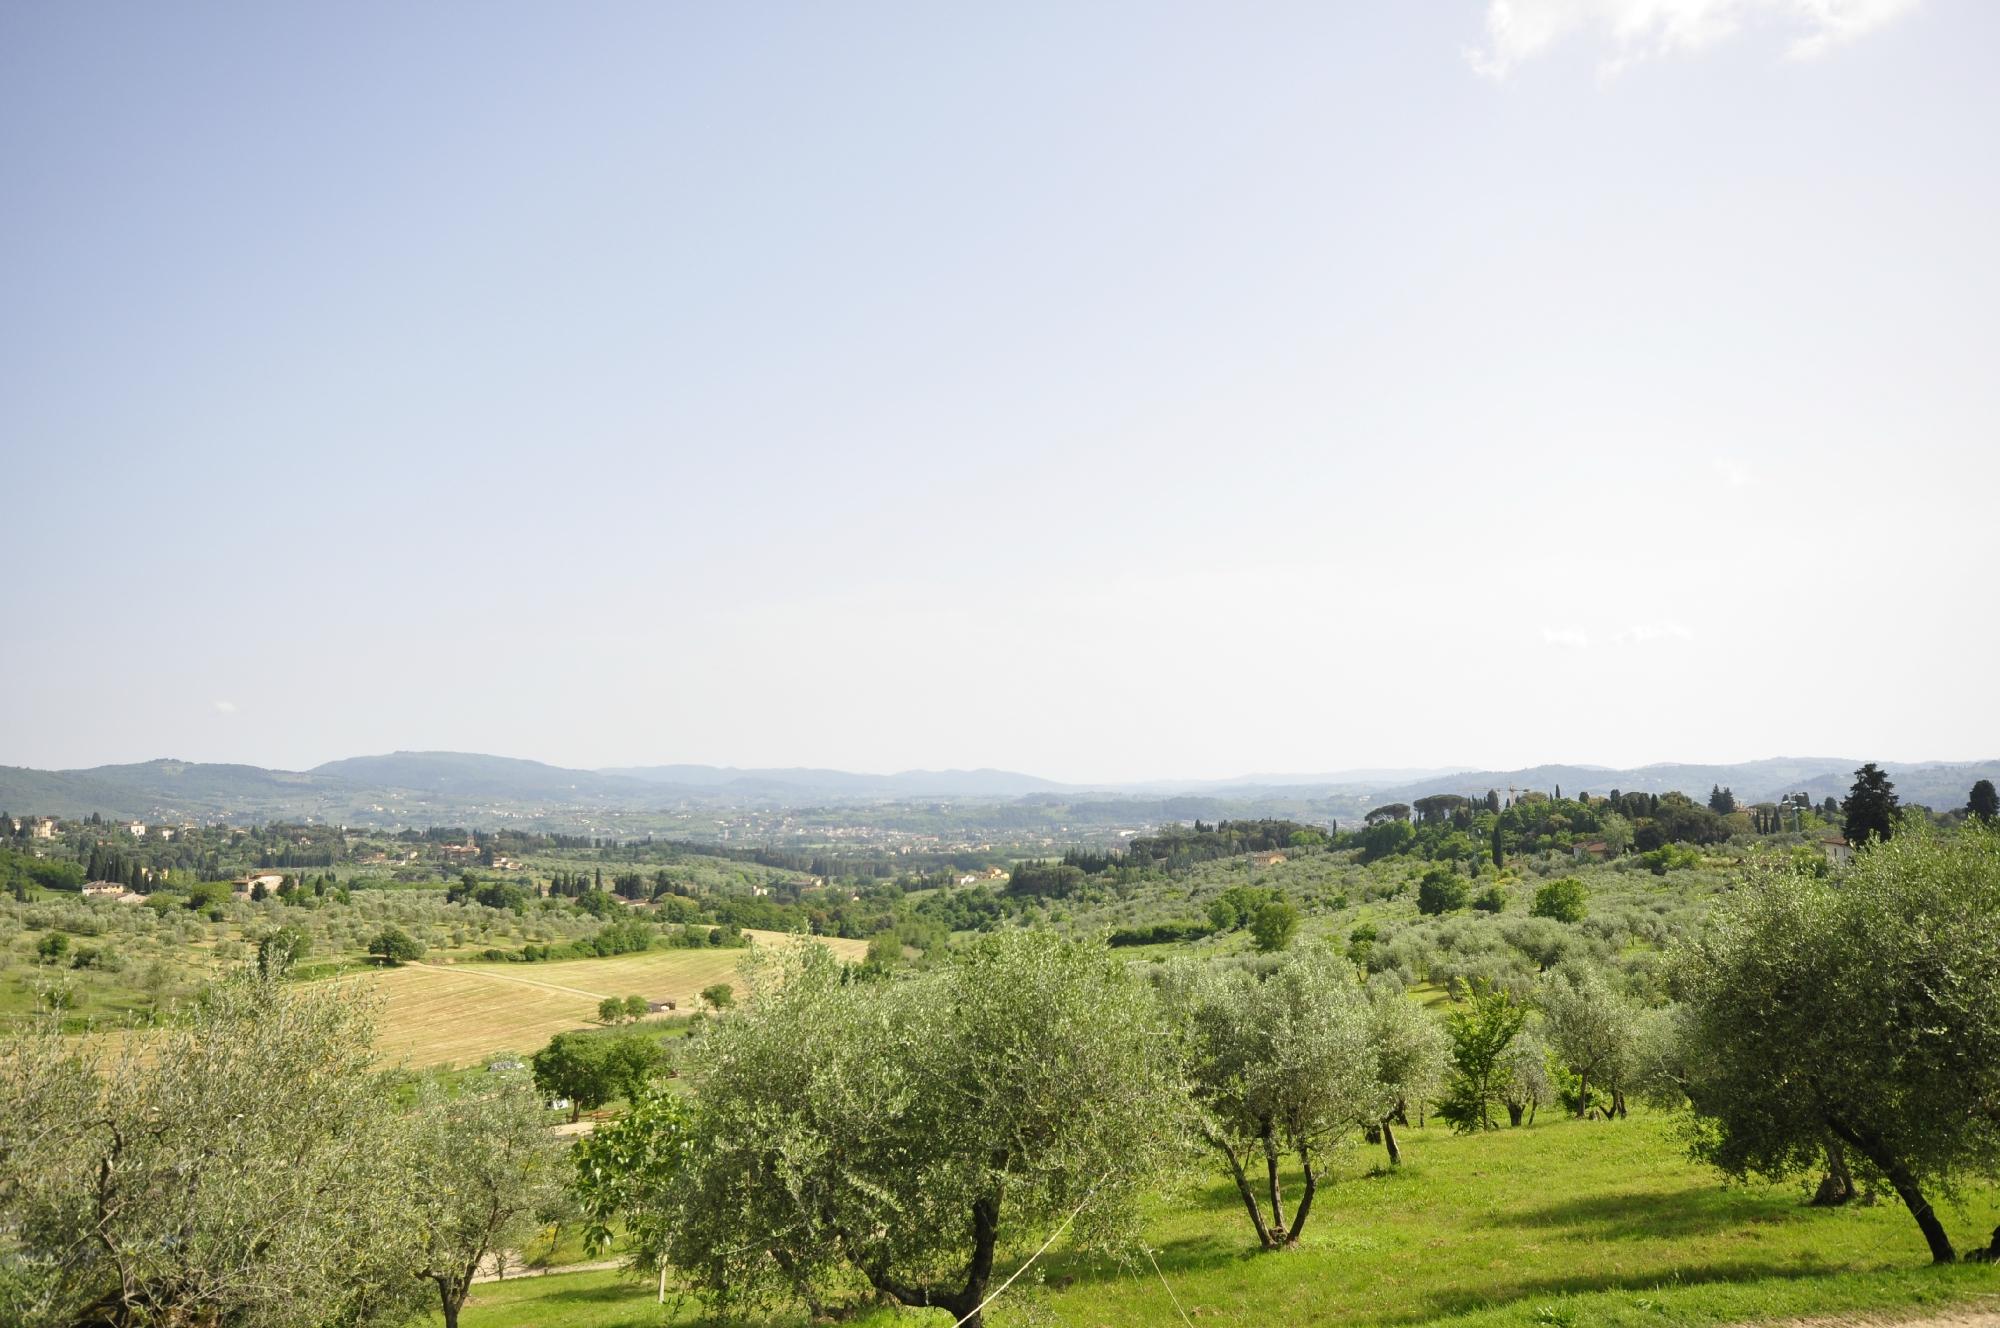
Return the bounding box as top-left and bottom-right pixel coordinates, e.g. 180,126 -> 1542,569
453,1111 -> 2000,1328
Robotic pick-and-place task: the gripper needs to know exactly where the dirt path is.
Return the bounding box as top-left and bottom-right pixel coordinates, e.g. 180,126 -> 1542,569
1756,1305 -> 2000,1328
471,1256 -> 622,1285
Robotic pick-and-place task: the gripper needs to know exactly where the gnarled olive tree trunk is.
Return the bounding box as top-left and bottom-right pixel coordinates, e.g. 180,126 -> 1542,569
867,1190 -> 1002,1326
1827,1119 -> 1955,1263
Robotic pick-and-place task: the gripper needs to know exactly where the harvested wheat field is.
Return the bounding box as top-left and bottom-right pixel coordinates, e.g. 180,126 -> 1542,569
359,930 -> 867,1068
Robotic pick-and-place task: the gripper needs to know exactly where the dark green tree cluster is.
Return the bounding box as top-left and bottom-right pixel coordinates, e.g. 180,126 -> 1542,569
532,1029 -> 671,1122
1120,819 -> 1329,873
1841,763 -> 1900,846
1416,866 -> 1470,916
446,873 -> 531,911
1004,860 -> 1087,899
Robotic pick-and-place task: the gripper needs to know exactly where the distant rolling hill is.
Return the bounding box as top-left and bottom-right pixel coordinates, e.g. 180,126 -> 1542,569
1365,758 -> 2000,810
0,759 -> 343,819
2,751 -> 1994,826
600,764 -> 1068,799
0,751 -> 1071,822
311,751 -> 645,801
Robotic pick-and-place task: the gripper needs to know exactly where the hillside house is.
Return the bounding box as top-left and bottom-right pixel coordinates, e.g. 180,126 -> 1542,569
236,872 -> 285,894
31,817 -> 58,840
81,881 -> 126,899
1821,835 -> 1853,867
126,821 -> 147,837
1572,840 -> 1610,861
1250,851 -> 1288,868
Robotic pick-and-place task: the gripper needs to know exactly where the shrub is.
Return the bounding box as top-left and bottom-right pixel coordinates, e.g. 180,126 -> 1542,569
1638,844 -> 1701,875
367,927 -> 424,966
1250,899 -> 1300,952
1530,878 -> 1590,923
1108,920 -> 1212,947
1417,867 -> 1470,916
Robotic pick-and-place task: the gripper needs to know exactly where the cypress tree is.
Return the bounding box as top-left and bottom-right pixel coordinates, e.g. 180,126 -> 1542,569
1841,763 -> 1900,846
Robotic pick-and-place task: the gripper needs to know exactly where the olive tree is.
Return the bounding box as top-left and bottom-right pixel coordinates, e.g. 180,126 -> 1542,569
1170,950 -> 1379,1247
627,935 -> 1177,1325
1365,981 -> 1448,1165
1675,824 -> 2000,1263
402,1072 -> 573,1328
1499,1025 -> 1556,1126
1537,965 -> 1636,1118
0,971 -> 422,1328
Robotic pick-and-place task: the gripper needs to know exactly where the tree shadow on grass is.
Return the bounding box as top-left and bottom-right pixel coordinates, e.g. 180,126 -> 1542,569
1377,1260 -> 1885,1327
1480,1183 -> 1809,1242
1039,1231 -> 1268,1288
467,1277 -> 645,1309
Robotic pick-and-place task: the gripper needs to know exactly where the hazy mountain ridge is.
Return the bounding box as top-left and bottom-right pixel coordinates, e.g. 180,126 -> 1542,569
311,751 -> 645,801
1367,758 -> 2000,810
1,751 -> 1994,825
601,764 -> 1067,798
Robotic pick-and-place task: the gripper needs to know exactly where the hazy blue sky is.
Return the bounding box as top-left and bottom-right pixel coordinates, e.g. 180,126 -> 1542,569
3,1 -> 1993,781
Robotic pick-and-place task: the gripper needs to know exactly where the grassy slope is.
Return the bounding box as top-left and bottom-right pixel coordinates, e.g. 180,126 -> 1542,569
455,1112 -> 2000,1328
367,931 -> 867,1068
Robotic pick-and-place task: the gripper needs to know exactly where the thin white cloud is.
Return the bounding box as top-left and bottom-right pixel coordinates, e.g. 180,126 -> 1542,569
1616,621 -> 1696,643
1713,457 -> 1756,488
1544,622 -> 1694,647
213,700 -> 238,714
1468,0 -> 1921,79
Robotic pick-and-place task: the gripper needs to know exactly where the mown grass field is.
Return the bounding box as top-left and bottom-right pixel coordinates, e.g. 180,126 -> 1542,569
364,931 -> 867,1068
453,1112 -> 2000,1328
